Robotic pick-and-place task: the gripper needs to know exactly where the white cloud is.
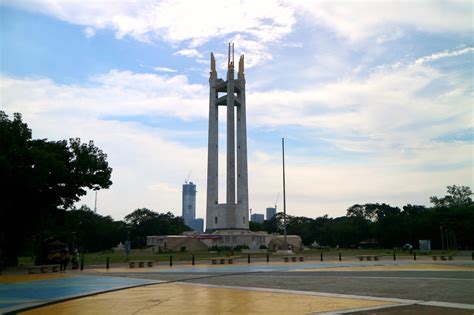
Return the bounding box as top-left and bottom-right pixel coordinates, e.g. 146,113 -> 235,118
4,0 -> 295,67
83,26 -> 96,38
245,52 -> 473,211
6,0 -> 471,73
227,34 -> 273,68
152,66 -> 177,73
174,49 -> 202,58
415,47 -> 474,65
0,70 -> 208,120
249,147 -> 471,217
289,1 -> 472,43
249,52 -> 472,143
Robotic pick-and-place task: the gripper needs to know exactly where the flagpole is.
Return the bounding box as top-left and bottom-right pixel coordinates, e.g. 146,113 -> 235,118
282,138 -> 287,250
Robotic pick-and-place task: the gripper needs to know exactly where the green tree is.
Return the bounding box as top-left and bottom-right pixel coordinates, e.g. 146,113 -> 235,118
429,186 -> 474,248
39,205 -> 127,258
347,203 -> 400,222
347,204 -> 377,222
430,185 -> 473,208
286,216 -> 314,245
0,111 -> 112,266
249,221 -> 264,231
261,212 -> 287,234
124,208 -> 190,248
124,208 -> 159,226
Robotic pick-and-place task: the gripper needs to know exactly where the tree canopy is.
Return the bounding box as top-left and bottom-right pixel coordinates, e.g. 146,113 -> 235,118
430,185 -> 473,208
125,208 -> 190,247
0,111 -> 113,265
249,186 -> 473,249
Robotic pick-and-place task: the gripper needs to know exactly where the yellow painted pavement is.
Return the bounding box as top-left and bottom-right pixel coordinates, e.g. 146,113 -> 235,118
0,273 -> 70,284
21,283 -> 396,315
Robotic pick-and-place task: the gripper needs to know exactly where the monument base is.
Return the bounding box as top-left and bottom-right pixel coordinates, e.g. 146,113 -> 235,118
147,231 -> 303,252
206,229 -> 272,249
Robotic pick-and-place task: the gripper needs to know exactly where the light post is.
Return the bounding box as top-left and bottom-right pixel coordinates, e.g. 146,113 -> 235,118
282,138 -> 288,251
126,230 -> 131,257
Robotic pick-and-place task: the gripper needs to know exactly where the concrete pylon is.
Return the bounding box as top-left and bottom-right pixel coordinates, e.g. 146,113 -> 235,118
206,43 -> 249,232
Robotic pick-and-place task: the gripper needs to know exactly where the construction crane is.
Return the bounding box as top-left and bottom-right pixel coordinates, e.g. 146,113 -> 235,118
274,192 -> 279,211
185,170 -> 192,184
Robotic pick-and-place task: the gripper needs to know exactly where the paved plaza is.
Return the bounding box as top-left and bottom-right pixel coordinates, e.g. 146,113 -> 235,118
1,258 -> 473,314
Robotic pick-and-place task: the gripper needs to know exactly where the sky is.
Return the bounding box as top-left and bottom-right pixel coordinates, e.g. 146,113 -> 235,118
1,0 -> 472,223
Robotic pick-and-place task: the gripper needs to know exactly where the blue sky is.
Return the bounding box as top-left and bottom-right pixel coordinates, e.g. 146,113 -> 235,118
1,1 -> 472,221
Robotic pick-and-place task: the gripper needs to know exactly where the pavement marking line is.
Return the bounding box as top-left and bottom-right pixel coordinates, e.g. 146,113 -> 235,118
420,301 -> 474,310
299,264 -> 474,272
315,302 -> 417,315
19,283 -> 397,315
259,275 -> 474,282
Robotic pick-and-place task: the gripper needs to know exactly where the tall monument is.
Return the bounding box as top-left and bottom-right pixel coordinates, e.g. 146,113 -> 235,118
206,43 -> 249,232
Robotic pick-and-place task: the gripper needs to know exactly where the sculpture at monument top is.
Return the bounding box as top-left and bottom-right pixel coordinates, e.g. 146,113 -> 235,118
238,55 -> 244,80
210,52 -> 217,79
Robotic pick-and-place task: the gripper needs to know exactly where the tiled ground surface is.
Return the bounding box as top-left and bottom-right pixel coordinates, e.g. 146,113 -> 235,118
1,260 -> 473,314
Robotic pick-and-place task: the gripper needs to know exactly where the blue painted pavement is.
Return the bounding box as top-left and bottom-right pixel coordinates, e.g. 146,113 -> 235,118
0,275 -> 160,313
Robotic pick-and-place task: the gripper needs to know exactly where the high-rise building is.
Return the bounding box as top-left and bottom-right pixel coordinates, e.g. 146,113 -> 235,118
189,218 -> 204,233
206,43 -> 249,231
266,207 -> 276,220
250,213 -> 264,223
182,181 -> 196,227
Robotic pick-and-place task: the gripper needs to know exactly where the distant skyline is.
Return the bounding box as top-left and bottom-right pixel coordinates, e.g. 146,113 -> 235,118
1,1 -> 472,222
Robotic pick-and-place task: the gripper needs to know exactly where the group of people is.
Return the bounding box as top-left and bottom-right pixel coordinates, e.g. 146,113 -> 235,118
59,248 -> 80,271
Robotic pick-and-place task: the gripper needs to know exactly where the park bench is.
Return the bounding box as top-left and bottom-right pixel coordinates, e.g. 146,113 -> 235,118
28,264 -> 60,274
129,260 -> 154,268
432,254 -> 454,261
210,256 -> 239,264
281,256 -> 305,262
357,255 -> 381,261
